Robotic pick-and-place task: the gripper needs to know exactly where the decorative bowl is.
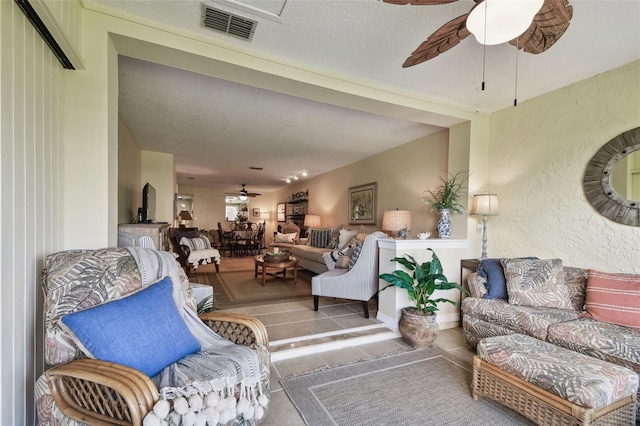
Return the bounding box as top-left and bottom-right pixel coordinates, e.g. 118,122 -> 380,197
417,232 -> 431,240
264,251 -> 289,262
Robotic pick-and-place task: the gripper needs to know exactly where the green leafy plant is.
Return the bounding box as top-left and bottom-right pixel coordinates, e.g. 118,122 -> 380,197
379,249 -> 469,315
196,295 -> 216,314
422,171 -> 468,214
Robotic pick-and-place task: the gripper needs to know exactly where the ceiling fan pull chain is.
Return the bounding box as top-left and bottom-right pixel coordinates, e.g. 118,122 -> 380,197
481,0 -> 488,91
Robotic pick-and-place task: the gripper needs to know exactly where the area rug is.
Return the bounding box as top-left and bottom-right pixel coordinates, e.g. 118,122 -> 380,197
280,347 -> 532,426
191,264 -> 315,308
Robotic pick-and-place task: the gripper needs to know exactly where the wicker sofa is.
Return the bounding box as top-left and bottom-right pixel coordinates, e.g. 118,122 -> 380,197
461,258 -> 640,417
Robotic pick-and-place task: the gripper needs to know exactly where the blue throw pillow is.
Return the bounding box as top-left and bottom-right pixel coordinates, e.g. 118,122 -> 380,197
479,257 -> 538,300
61,276 -> 201,377
478,258 -> 508,299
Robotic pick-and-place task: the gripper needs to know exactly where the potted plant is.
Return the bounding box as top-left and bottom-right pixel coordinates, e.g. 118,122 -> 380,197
379,248 -> 469,348
422,171 -> 468,238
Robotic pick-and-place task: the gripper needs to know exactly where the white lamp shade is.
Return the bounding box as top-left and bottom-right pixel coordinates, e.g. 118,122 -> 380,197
382,210 -> 413,232
467,0 -> 543,45
303,214 -> 321,228
471,194 -> 499,216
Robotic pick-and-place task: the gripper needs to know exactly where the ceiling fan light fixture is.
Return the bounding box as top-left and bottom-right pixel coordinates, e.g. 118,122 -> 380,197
239,194 -> 248,201
467,0 -> 543,46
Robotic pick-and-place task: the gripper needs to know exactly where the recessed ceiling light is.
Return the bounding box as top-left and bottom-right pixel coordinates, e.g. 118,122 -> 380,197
302,172 -> 308,177
293,176 -> 298,180
286,178 -> 291,183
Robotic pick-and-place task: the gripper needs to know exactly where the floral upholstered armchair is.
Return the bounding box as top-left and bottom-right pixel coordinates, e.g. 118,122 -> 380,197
35,247 -> 269,425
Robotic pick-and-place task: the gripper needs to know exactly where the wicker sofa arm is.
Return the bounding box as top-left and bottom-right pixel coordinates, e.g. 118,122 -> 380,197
199,311 -> 269,348
46,358 -> 159,426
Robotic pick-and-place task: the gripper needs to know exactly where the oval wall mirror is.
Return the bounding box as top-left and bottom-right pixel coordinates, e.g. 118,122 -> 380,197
583,126 -> 640,226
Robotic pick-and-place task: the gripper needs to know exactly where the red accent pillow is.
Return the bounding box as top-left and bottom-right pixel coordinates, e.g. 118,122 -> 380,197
585,270 -> 640,329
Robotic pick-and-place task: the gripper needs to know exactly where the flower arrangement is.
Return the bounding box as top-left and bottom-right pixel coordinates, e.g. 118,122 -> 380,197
422,171 -> 468,214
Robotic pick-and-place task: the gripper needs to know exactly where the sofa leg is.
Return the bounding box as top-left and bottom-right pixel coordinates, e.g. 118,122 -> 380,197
313,295 -> 319,311
362,301 -> 369,318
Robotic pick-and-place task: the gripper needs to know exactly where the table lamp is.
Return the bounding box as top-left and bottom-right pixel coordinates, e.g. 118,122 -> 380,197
177,210 -> 193,227
470,193 -> 499,259
382,209 -> 412,239
303,214 -> 321,229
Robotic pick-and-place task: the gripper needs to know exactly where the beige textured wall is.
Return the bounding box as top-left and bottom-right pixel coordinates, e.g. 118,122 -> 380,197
489,61 -> 640,272
271,130 -> 450,236
118,116 -> 142,223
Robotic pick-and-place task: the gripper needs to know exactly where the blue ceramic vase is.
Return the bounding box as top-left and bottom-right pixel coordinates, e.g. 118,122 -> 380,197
437,209 -> 452,239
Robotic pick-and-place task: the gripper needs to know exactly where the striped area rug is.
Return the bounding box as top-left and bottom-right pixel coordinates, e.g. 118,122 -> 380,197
280,346 -> 532,426
190,260 -> 315,308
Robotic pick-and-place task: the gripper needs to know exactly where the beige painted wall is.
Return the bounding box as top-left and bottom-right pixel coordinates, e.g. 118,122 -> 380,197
141,151 -> 176,223
176,185 -> 278,235
118,116 -> 142,223
489,61 -> 640,273
270,130 -> 451,237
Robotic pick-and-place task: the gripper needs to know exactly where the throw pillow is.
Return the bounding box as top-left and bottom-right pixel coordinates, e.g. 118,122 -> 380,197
477,258 -> 508,299
338,229 -> 358,250
322,246 -> 351,270
274,232 -> 297,244
564,267 -> 588,312
327,226 -> 342,249
308,228 -> 333,248
348,242 -> 364,270
502,258 -> 572,309
335,255 -> 351,269
478,257 -> 537,300
585,270 -> 640,329
179,236 -> 211,251
60,276 -> 201,377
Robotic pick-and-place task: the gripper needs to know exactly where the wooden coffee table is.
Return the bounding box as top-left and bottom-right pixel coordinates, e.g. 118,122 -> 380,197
254,255 -> 298,286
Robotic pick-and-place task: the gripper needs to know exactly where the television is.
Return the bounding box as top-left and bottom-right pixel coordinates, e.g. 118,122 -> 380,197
141,183 -> 156,223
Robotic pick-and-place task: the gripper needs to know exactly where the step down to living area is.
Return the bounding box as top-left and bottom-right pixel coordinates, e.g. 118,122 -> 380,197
270,324 -> 399,362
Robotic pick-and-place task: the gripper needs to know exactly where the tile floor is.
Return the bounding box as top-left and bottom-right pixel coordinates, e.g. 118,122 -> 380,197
220,296 -> 381,342
218,297 -> 476,425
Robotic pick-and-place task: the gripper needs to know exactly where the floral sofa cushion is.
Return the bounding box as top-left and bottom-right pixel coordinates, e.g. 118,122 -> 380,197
547,317 -> 640,373
478,334 -> 638,409
461,297 -> 581,341
462,315 -> 517,349
502,258 -> 573,309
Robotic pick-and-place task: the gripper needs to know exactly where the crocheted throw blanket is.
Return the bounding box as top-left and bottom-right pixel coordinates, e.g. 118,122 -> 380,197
126,248 -> 266,425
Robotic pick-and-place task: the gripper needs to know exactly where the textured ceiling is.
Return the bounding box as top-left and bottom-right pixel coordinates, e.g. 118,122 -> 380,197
106,0 -> 640,193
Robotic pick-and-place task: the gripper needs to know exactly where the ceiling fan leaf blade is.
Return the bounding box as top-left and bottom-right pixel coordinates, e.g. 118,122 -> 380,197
383,0 -> 459,5
509,0 -> 573,54
402,14 -> 470,67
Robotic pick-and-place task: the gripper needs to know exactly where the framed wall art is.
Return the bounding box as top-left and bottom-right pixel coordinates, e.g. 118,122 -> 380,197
252,208 -> 260,217
277,203 -> 286,222
348,182 -> 377,225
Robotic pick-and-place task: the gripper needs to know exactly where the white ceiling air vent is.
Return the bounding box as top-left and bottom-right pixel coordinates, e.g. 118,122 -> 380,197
201,4 -> 257,41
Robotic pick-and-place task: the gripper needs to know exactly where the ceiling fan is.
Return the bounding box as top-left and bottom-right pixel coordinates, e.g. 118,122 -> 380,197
225,184 -> 261,200
383,0 -> 573,67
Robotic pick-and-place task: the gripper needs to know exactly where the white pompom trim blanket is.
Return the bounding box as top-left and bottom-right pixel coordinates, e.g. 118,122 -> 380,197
127,248 -> 265,426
